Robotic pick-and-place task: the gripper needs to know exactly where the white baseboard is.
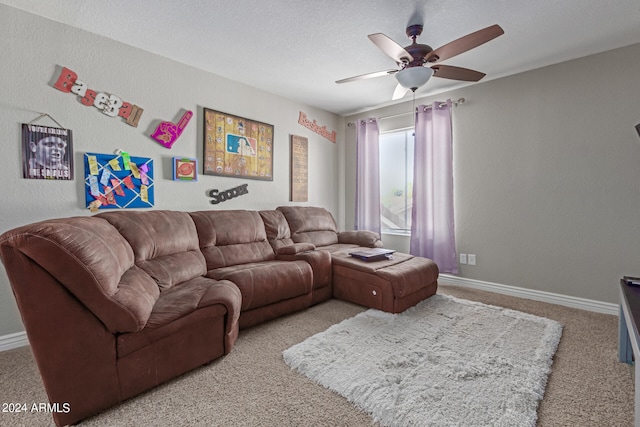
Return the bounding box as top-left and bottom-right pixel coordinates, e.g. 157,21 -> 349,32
0,276 -> 619,352
440,274 -> 618,316
0,331 -> 29,352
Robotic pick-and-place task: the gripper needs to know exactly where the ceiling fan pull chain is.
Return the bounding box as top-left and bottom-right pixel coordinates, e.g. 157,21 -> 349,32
412,90 -> 416,135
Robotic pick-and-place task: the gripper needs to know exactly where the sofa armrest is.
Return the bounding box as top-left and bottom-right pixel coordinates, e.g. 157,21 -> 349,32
338,230 -> 384,248
0,244 -> 121,427
275,242 -> 316,255
205,279 -> 242,354
275,249 -> 332,290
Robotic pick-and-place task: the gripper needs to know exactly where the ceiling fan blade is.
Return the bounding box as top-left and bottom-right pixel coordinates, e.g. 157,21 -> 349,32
335,69 -> 398,84
368,33 -> 414,63
431,65 -> 486,82
426,24 -> 504,63
392,83 -> 410,100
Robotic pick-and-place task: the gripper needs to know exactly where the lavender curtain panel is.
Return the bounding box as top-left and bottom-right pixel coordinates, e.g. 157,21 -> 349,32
410,100 -> 457,274
355,118 -> 381,235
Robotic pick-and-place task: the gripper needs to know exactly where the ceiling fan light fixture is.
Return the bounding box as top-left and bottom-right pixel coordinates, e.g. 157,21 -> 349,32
395,66 -> 434,90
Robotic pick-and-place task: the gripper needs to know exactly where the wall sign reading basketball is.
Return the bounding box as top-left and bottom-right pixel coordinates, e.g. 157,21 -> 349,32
298,111 -> 336,143
52,66 -> 144,127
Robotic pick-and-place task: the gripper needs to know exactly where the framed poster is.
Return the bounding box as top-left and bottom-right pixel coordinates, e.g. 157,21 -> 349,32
84,152 -> 154,209
173,157 -> 198,181
22,123 -> 73,180
203,108 -> 273,180
290,135 -> 308,202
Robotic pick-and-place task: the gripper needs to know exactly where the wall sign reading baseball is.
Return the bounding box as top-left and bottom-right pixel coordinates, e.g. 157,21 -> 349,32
52,66 -> 144,127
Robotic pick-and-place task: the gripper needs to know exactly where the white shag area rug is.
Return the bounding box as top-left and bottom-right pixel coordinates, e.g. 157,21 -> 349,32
283,294 -> 563,427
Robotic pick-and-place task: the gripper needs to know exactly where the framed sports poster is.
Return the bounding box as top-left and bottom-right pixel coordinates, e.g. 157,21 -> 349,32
84,152 -> 154,210
203,108 -> 274,180
173,157 -> 198,181
22,123 -> 73,180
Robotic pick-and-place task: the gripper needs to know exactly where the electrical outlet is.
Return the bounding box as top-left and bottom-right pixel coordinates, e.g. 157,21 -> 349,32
468,254 -> 476,265
459,253 -> 467,264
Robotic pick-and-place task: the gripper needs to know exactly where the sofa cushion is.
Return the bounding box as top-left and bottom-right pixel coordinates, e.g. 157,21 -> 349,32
259,209 -> 295,251
117,276 -> 241,358
0,217 -> 159,333
338,230 -> 383,248
275,243 -> 316,255
97,210 -> 206,290
277,206 -> 339,247
206,260 -> 312,311
190,210 -> 275,269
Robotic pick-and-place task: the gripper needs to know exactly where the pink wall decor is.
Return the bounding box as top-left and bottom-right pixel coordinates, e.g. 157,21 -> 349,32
52,67 -> 144,127
151,110 -> 193,149
298,111 -> 336,143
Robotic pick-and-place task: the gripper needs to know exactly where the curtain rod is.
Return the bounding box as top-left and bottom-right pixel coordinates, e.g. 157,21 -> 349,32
347,97 -> 465,127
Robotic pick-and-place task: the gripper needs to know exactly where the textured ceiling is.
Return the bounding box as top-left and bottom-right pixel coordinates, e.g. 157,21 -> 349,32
3,0 -> 640,116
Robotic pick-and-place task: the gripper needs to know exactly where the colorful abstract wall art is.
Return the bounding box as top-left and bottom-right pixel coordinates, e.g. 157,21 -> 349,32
84,152 -> 154,210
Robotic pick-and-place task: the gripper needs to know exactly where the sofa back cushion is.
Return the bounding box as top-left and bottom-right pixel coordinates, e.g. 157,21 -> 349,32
259,210 -> 295,251
277,206 -> 339,247
0,217 -> 159,333
97,210 -> 206,290
189,210 -> 275,270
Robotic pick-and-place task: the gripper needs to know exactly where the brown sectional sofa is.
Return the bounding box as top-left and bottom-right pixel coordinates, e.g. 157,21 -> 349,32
0,206 -> 438,426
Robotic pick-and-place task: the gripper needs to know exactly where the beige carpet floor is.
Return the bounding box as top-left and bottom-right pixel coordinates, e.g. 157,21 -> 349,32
0,282 -> 634,426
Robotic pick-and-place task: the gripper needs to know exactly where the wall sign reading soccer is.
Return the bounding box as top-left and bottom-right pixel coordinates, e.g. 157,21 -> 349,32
208,184 -> 249,204
22,123 -> 73,180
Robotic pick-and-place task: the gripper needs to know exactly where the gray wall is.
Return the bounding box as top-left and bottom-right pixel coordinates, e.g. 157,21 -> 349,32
345,42 -> 640,304
2,4 -> 639,339
0,5 -> 343,337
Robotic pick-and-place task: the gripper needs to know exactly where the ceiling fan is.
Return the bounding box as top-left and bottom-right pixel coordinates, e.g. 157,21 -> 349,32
336,23 -> 504,100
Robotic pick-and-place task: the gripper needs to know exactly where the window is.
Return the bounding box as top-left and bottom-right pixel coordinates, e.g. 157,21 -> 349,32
379,129 -> 414,233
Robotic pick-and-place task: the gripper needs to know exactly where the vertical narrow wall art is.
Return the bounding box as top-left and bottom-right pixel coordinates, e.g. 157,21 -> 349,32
290,135 -> 308,202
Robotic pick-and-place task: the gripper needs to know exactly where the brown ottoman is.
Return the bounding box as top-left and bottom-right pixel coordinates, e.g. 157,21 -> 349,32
330,251 -> 439,313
